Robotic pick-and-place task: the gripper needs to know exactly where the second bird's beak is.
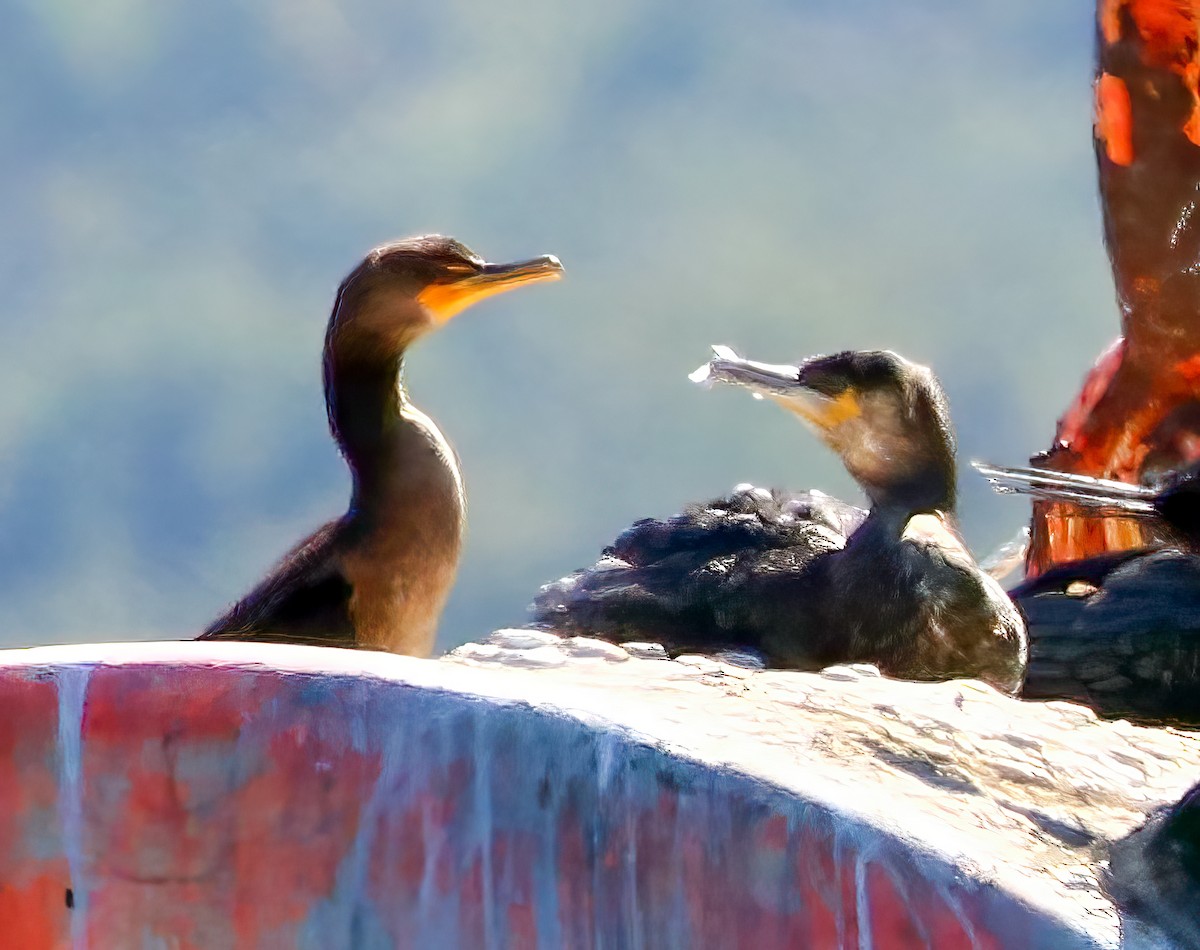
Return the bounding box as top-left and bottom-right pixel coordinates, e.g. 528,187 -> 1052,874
419,254 -> 564,323
690,345 -> 861,433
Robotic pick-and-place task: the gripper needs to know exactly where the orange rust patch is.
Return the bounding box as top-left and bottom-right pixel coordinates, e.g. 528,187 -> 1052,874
1128,1 -> 1200,144
1099,0 -> 1198,56
1105,517 -> 1148,549
1174,352 -> 1200,382
1100,0 -> 1124,44
1132,275 -> 1161,297
1037,504 -> 1152,571
1126,0 -> 1200,71
0,873 -> 70,950
1101,2 -> 1200,146
1186,91 -> 1200,145
1057,338 -> 1126,447
1096,73 -> 1135,166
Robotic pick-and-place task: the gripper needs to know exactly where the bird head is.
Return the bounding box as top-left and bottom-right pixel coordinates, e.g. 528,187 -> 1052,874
692,346 -> 956,511
328,235 -> 563,358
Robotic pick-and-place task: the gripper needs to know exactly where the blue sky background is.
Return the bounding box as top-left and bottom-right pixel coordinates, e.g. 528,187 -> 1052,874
0,1 -> 1117,649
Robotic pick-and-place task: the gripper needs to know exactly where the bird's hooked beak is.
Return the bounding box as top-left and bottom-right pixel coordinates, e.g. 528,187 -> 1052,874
689,345 -> 861,434
418,254 -> 564,323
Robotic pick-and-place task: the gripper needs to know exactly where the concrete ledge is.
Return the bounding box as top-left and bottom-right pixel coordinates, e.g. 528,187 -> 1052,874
0,639 -> 1196,948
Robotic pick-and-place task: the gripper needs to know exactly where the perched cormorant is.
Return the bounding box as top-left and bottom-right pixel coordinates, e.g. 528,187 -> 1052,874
976,460 -> 1200,724
1107,781 -> 1200,949
203,236 -> 563,654
532,347 -> 1027,694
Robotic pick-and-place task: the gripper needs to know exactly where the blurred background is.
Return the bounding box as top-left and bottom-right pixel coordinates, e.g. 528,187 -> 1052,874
0,1 -> 1115,650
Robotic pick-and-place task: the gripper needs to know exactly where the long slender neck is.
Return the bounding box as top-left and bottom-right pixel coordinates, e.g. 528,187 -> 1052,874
321,268 -> 438,514
835,465 -> 959,601
324,350 -> 412,512
851,432 -> 958,537
847,378 -> 959,529
868,469 -> 956,526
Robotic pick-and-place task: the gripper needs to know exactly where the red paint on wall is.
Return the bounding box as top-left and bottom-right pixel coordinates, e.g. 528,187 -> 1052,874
459,852 -> 488,949
0,652 -> 1113,946
555,806 -> 595,950
80,667 -> 383,948
0,675 -> 70,949
927,896 -> 1002,950
793,820 -> 846,947
866,862 -> 928,945
0,873 -> 72,950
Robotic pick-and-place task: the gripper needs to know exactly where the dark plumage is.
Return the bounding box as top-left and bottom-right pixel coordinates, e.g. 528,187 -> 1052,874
533,347 -> 1027,694
1107,781 -> 1200,949
977,461 -> 1200,723
541,485 -> 866,656
203,235 -> 563,653
1012,551 -> 1200,724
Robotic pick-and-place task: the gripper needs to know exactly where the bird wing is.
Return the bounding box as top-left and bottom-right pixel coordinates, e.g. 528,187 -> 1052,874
530,486 -> 856,653
200,519 -> 356,645
1107,782 -> 1200,950
1016,550 -> 1200,724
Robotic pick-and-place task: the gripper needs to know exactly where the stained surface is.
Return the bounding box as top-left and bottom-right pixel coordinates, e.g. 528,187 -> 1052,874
1030,0 -> 1200,574
0,640 -> 1196,947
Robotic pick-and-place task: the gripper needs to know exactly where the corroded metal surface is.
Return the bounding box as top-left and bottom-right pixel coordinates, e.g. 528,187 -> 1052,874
0,639 -> 1195,947
1030,1 -> 1200,575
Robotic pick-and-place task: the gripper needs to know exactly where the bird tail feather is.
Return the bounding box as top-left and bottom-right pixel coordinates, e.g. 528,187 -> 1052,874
972,461 -> 1158,514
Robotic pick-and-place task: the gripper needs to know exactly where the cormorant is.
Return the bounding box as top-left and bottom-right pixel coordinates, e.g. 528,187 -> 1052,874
202,235 -> 563,654
1107,781 -> 1200,949
975,460 -> 1200,724
531,347 -> 1027,694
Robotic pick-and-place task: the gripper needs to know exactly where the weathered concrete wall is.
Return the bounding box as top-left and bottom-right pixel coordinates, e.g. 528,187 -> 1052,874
0,637 -> 1196,948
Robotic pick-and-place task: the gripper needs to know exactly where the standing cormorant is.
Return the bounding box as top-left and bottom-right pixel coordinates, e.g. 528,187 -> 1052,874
976,460 -> 1200,724
202,235 -> 563,654
532,347 -> 1027,694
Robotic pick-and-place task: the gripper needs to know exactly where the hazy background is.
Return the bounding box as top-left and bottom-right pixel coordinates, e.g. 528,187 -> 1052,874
0,1 -> 1116,650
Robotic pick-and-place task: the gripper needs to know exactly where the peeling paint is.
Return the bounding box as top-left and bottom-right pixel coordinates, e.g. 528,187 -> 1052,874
0,641 -> 1190,946
55,665 -> 91,950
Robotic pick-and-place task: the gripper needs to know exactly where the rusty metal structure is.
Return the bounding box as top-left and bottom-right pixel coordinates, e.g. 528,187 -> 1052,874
1029,1 -> 1200,575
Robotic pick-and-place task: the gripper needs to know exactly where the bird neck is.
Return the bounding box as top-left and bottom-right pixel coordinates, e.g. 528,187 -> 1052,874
324,350 -> 413,507
864,467 -> 957,531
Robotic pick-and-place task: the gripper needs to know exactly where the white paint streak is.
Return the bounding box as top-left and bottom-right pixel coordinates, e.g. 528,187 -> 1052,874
325,723 -> 405,934
0,639 -> 1177,944
472,719 -> 498,950
624,795 -> 642,950
855,855 -> 873,950
939,884 -> 983,950
55,665 -> 91,950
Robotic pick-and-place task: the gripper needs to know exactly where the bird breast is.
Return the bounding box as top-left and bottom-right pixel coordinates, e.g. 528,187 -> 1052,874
340,403 -> 466,655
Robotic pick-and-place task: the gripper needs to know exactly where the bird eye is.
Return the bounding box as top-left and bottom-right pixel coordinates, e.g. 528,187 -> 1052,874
802,369 -> 850,397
